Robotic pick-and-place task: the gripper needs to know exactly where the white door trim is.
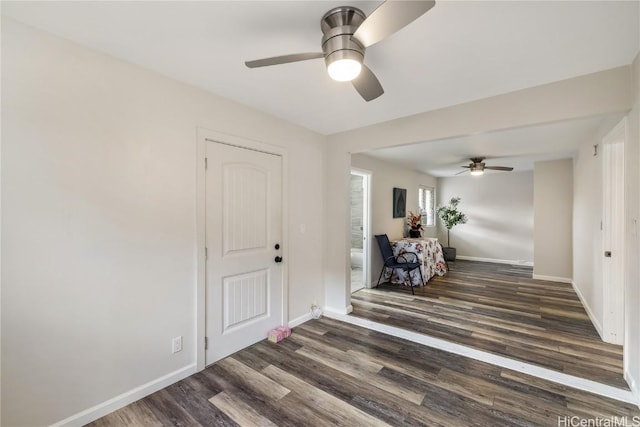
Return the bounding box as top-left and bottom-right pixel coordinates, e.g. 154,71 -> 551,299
196,128 -> 289,371
601,118 -> 626,346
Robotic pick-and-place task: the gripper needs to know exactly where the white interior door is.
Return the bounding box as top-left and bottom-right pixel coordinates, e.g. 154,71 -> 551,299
602,121 -> 625,345
205,140 -> 283,364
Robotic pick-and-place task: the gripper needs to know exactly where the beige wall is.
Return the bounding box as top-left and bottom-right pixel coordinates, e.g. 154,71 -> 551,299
351,153 -> 437,287
533,159 -> 574,280
437,172 -> 534,264
1,19 -> 326,426
572,138 -> 604,330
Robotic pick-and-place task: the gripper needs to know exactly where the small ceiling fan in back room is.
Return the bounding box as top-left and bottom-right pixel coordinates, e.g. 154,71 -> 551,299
456,158 -> 514,176
244,1 -> 436,102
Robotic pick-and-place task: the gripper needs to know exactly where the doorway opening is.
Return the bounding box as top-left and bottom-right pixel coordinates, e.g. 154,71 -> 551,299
350,169 -> 370,293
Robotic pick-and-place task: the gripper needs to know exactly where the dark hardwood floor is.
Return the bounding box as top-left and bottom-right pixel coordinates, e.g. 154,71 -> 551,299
89,317 -> 639,427
351,260 -> 627,389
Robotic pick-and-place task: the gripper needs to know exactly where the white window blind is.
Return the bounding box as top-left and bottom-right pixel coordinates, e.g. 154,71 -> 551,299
419,186 -> 435,227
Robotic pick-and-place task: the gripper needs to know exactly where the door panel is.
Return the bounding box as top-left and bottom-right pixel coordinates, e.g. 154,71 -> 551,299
223,164 -> 268,254
205,141 -> 283,365
222,269 -> 269,332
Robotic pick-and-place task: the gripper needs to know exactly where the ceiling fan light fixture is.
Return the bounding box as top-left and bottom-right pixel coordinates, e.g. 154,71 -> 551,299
470,164 -> 484,176
246,2 -> 435,100
325,49 -> 363,82
327,58 -> 362,81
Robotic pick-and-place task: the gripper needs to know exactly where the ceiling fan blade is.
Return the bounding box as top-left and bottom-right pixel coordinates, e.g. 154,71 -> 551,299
245,52 -> 324,68
352,0 -> 436,48
455,170 -> 469,175
485,166 -> 514,171
351,64 -> 384,101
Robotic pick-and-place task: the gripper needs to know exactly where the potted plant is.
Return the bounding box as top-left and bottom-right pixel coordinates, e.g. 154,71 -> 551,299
407,211 -> 423,237
436,197 -> 467,261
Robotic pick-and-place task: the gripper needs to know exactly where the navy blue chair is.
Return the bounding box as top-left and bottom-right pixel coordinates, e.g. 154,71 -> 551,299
374,234 -> 425,295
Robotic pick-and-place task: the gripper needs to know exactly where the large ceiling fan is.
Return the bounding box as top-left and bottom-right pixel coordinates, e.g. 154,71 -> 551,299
244,1 -> 436,102
457,157 -> 514,176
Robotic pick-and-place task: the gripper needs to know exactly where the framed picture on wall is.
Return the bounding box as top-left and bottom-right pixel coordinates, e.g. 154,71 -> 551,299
393,188 -> 407,218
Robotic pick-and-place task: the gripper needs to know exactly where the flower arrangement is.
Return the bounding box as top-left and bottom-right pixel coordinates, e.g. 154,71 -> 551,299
407,211 -> 422,230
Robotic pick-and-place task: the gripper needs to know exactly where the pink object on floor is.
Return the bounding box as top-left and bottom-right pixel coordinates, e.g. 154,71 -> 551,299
268,326 -> 292,343
277,326 -> 291,338
268,329 -> 284,343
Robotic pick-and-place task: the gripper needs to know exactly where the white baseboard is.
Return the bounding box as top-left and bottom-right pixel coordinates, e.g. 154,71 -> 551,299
624,371 -> 640,409
50,364 -> 197,427
456,255 -> 533,267
288,312 -> 313,328
532,274 -> 573,284
571,280 -> 603,339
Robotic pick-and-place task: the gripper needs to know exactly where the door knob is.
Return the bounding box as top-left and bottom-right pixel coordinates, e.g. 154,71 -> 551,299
274,256 -> 283,263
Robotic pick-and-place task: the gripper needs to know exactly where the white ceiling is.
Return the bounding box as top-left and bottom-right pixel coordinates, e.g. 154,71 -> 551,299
2,1 -> 639,174
364,113 -> 624,176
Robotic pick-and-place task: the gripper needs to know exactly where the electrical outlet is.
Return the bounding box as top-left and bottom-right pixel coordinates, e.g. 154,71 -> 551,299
172,336 -> 182,354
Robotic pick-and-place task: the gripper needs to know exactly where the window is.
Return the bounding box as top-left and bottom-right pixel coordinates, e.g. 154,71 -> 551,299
419,186 -> 435,227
